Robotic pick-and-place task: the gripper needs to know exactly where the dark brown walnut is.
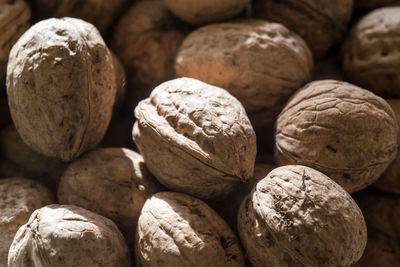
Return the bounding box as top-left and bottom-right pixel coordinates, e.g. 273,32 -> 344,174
111,0 -> 189,109
238,165 -> 367,267
252,0 -> 353,57
135,192 -> 245,267
0,124 -> 67,189
0,0 -> 30,86
31,0 -> 130,33
342,7 -> 400,97
7,17 -> 117,162
164,0 -> 250,25
354,0 -> 400,10
275,80 -> 398,193
133,77 -> 257,201
0,178 -> 54,266
8,204 -> 131,266
175,19 -> 313,130
58,147 -> 160,244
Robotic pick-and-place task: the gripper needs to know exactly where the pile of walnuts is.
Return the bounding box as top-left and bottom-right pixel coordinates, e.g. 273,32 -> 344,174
1,0 -> 400,266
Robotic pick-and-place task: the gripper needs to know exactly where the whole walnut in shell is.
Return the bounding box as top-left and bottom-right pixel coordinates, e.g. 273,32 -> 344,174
175,19 -> 313,129
7,17 -> 117,162
238,165 -> 367,267
275,80 -> 398,193
8,204 -> 131,266
133,77 -> 257,201
0,178 -> 54,266
135,192 -> 244,267
342,7 -> 400,97
58,147 -> 160,244
252,0 -> 353,57
164,0 -> 249,25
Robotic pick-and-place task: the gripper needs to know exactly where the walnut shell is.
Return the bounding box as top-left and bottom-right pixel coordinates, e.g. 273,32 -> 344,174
164,0 -> 249,25
133,77 -> 257,201
58,147 -> 160,244
275,80 -> 398,193
8,204 -> 131,266
0,178 -> 54,266
7,17 -> 117,162
342,7 -> 400,97
238,165 -> 367,267
135,192 -> 244,267
354,0 -> 400,10
253,0 -> 353,57
175,19 -> 313,129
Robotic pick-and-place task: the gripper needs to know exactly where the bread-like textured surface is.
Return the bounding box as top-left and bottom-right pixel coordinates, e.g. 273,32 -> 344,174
164,0 -> 249,24
342,7 -> 400,97
7,17 -> 116,162
175,19 -> 313,129
275,80 -> 398,193
133,77 -> 256,201
0,178 -> 54,266
238,165 -> 367,267
135,192 -> 244,267
8,204 -> 131,266
58,148 -> 160,244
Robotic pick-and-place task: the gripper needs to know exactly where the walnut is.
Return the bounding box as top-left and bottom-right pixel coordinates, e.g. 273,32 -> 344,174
135,192 -> 244,267
8,204 -> 131,266
58,147 -> 160,244
0,178 -> 54,266
275,80 -> 398,193
252,0 -> 353,57
238,165 -> 367,267
133,77 -> 257,201
7,17 -> 117,162
164,0 -> 250,25
342,7 -> 400,97
175,19 -> 313,129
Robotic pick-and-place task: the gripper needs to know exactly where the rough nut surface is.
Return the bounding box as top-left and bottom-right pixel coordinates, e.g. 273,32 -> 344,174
164,0 -> 249,25
275,80 -> 398,193
175,19 -> 313,129
135,192 -> 245,267
8,204 -> 131,266
58,148 -> 160,244
342,7 -> 400,97
133,77 -> 257,201
238,165 -> 367,267
252,0 -> 353,57
7,17 -> 117,162
0,178 -> 54,266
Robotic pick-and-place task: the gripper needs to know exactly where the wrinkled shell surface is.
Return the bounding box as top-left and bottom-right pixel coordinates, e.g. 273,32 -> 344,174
342,7 -> 400,97
275,80 -> 398,193
253,0 -> 353,57
58,148 -> 160,244
7,17 -> 117,162
238,165 -> 367,267
164,0 -> 249,24
133,77 -> 257,201
8,204 -> 131,266
111,0 -> 187,107
135,192 -> 244,267
0,178 -> 54,266
175,20 -> 313,129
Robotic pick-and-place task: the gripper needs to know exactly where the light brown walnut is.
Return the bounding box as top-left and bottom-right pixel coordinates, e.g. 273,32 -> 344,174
133,77 -> 257,201
238,165 -> 367,267
275,80 -> 398,193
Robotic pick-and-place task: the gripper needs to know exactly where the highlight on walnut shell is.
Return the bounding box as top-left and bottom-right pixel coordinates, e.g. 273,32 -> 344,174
8,204 -> 131,266
135,192 -> 245,267
275,80 -> 398,193
238,165 -> 367,267
133,77 -> 257,201
7,17 -> 117,162
175,19 -> 313,130
342,7 -> 400,97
